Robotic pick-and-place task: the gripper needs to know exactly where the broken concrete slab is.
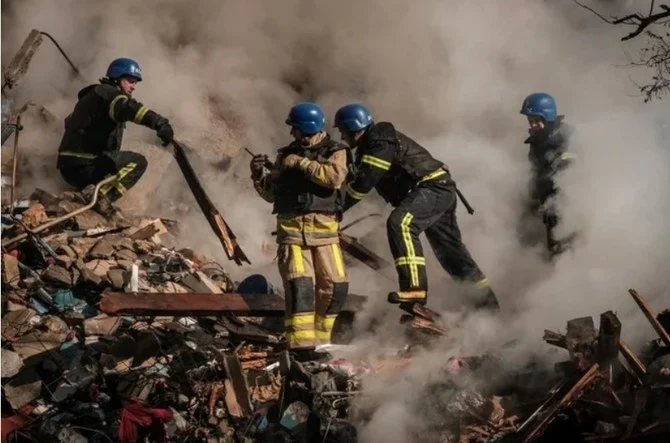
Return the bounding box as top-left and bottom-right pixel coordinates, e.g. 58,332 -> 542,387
87,238 -> 115,259
2,308 -> 38,340
3,368 -> 42,409
84,314 -> 121,336
107,269 -> 126,290
114,248 -> 137,262
2,253 -> 21,288
42,264 -> 71,287
85,259 -> 114,278
1,348 -> 24,377
74,211 -> 109,230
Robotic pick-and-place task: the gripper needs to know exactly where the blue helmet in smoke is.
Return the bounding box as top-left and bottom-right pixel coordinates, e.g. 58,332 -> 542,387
106,58 -> 143,81
285,102 -> 326,134
520,92 -> 557,123
334,103 -> 374,132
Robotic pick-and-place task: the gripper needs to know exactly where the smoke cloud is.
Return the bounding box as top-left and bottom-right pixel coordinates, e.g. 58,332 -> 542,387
3,0 -> 669,439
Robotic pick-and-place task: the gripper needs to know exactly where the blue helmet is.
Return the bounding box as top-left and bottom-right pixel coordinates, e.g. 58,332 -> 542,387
520,92 -> 557,122
334,103 -> 373,132
106,58 -> 143,81
285,102 -> 325,134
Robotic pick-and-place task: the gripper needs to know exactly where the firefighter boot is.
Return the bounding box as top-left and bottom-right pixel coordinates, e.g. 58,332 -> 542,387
388,291 -> 427,305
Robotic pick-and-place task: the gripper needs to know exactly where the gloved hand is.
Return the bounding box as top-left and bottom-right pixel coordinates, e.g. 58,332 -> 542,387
155,117 -> 174,147
250,154 -> 269,179
282,154 -> 304,169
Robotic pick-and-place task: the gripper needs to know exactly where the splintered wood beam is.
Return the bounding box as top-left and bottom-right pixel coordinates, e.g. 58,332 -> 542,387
597,311 -> 622,366
628,289 -> 670,347
619,340 -> 646,382
522,364 -> 600,443
339,232 -> 390,271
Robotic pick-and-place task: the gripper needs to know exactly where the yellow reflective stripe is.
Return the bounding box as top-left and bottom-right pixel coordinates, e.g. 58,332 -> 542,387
331,244 -> 345,278
285,312 -> 314,327
474,277 -> 489,290
59,151 -> 98,160
133,105 -> 149,124
361,155 -> 391,171
287,330 -> 316,341
395,290 -> 426,299
394,257 -> 426,266
323,315 -> 337,329
100,162 -> 137,196
417,169 -> 447,184
291,245 -> 305,274
560,152 -> 576,161
278,218 -> 339,234
400,212 -> 419,287
109,95 -> 128,122
299,157 -> 311,169
346,184 -> 367,200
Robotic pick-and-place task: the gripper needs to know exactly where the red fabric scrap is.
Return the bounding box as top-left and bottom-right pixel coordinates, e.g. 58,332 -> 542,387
118,401 -> 173,443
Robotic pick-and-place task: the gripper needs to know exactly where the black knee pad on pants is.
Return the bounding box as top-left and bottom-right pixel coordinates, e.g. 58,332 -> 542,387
288,277 -> 315,313
326,282 -> 349,315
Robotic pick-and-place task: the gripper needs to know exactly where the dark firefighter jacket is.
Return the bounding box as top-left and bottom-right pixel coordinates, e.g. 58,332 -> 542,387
343,122 -> 452,209
57,81 -> 165,168
253,131 -> 350,246
524,116 -> 575,209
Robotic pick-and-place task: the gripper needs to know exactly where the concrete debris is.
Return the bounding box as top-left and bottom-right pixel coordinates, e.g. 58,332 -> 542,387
2,186 -> 668,443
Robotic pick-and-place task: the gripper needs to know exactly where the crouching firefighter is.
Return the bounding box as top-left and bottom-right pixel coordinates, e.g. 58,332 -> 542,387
334,103 -> 500,312
56,58 -> 174,216
250,102 -> 350,356
520,92 -> 576,257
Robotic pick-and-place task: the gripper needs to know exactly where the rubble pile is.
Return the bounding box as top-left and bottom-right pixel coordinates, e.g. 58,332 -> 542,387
1,187 -> 669,443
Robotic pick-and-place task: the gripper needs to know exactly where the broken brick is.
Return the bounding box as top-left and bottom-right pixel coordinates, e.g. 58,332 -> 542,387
20,203 -> 48,228
87,238 -> 115,259
42,264 -> 72,287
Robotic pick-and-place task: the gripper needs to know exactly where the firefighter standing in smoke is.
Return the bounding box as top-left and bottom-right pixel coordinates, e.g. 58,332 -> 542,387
56,58 -> 174,216
250,102 -> 350,354
333,103 -> 500,311
519,92 -> 575,255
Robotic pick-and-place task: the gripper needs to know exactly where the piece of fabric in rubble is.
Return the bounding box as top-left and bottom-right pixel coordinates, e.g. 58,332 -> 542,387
118,401 -> 173,443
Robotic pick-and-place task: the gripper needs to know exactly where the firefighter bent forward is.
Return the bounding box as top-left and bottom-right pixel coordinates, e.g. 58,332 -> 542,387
334,103 -> 499,311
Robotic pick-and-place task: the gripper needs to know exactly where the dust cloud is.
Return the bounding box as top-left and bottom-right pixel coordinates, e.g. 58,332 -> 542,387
2,0 -> 669,440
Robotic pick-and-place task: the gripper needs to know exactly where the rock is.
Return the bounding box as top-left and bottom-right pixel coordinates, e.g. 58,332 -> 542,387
70,237 -> 97,257
57,199 -> 84,214
3,368 -> 42,409
85,259 -> 114,278
21,203 -> 48,228
107,269 -> 126,289
30,188 -> 60,207
133,240 -> 155,254
1,348 -> 24,378
88,238 -> 115,259
114,248 -> 138,262
56,244 -> 78,259
84,314 -> 121,336
75,260 -> 102,286
42,264 -> 72,287
2,253 -> 21,288
111,235 -> 135,251
41,315 -> 69,334
1,309 -> 38,340
55,254 -> 74,269
117,259 -> 134,271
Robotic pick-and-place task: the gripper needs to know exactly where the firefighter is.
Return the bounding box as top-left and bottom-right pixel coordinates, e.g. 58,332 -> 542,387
333,103 -> 500,311
250,102 -> 350,355
56,57 -> 174,216
519,92 -> 576,256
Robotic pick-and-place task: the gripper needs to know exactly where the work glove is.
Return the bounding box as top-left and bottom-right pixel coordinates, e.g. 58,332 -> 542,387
282,154 -> 304,169
155,117 -> 174,147
250,154 -> 269,180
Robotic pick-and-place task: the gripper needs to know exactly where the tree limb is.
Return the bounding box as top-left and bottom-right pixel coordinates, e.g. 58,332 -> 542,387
573,1 -> 670,41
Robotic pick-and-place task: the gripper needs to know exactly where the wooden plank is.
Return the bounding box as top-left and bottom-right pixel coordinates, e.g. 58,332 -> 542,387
99,291 -> 367,317
338,232 -> 390,270
222,353 -> 253,417
597,311 -> 622,369
171,140 -> 250,265
628,289 -> 670,347
619,340 -> 646,381
522,364 -> 600,443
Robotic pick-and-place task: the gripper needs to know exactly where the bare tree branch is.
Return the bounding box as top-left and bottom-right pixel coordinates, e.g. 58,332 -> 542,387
573,1 -> 670,41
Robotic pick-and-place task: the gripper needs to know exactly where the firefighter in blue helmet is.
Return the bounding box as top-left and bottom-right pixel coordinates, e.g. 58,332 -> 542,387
334,103 -> 500,312
519,92 -> 576,256
251,102 -> 351,356
56,58 -> 174,216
